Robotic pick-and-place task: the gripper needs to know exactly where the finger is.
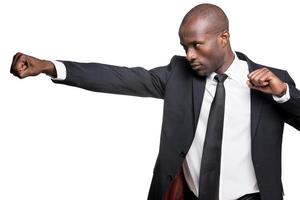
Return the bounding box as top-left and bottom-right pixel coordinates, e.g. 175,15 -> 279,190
12,52 -> 22,63
250,69 -> 269,86
248,68 -> 269,86
18,67 -> 32,78
11,53 -> 26,71
11,58 -> 30,79
247,68 -> 261,78
12,64 -> 32,79
10,52 -> 23,73
247,80 -> 258,90
247,80 -> 257,88
257,71 -> 273,85
15,55 -> 28,72
248,68 -> 268,79
246,80 -> 266,92
247,67 -> 268,78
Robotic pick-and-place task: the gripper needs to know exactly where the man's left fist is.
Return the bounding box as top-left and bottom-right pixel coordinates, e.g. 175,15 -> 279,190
247,67 -> 287,97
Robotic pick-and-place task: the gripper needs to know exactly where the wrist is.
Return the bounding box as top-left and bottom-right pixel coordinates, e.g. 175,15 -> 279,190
276,83 -> 287,97
42,60 -> 57,78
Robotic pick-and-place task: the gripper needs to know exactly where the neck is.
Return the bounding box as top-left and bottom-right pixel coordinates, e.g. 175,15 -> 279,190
215,50 -> 235,74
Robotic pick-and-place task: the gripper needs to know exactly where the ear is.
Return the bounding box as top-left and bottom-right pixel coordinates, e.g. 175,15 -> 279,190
219,30 -> 230,48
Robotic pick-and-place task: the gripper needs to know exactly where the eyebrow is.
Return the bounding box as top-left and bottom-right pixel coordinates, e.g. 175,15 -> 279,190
180,39 -> 206,46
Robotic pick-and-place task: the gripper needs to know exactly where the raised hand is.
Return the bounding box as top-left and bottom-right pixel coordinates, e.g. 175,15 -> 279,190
247,67 -> 287,97
10,52 -> 57,79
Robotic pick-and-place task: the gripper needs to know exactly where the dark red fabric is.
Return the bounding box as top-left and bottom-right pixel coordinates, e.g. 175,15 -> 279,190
162,168 -> 186,200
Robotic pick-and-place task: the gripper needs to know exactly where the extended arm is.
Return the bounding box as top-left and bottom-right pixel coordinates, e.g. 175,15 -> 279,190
10,53 -> 175,99
52,60 -> 173,99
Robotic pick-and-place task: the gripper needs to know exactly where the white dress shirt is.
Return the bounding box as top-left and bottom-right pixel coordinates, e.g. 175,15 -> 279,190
52,60 -> 67,80
182,54 -> 290,200
51,55 -> 290,200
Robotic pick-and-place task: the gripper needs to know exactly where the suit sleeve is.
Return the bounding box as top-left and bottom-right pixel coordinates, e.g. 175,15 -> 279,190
277,71 -> 300,131
52,57 -> 176,99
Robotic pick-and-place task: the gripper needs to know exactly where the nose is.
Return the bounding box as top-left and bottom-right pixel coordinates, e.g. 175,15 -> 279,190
186,48 -> 196,62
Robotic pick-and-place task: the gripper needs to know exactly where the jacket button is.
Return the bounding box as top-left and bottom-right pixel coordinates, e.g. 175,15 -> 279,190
179,151 -> 186,158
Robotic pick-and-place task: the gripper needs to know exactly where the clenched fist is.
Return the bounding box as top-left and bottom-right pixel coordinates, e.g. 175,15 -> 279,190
10,52 -> 57,79
247,67 -> 287,97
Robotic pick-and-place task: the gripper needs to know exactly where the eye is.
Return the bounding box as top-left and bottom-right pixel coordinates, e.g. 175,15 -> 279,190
193,43 -> 201,49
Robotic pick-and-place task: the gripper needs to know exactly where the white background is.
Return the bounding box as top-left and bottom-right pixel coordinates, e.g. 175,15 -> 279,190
0,0 -> 300,199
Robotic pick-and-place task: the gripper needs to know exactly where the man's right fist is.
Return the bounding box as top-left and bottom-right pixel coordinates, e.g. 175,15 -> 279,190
10,52 -> 57,79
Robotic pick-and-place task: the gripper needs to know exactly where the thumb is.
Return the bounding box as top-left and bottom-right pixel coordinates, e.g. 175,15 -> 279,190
246,80 -> 255,89
11,53 -> 30,78
18,66 -> 33,78
246,80 -> 263,91
11,53 -> 41,78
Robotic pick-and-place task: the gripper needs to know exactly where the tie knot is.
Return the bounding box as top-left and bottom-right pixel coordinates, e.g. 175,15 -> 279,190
214,74 -> 228,83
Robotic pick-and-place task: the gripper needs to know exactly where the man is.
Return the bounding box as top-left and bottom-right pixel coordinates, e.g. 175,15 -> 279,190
10,3 -> 300,200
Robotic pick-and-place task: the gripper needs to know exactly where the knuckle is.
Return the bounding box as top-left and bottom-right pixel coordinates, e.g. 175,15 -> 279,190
18,73 -> 25,79
14,73 -> 21,79
19,54 -> 25,60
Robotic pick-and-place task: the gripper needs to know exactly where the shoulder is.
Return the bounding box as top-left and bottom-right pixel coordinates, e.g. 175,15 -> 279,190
169,55 -> 197,77
236,51 -> 288,80
170,55 -> 189,66
169,55 -> 192,72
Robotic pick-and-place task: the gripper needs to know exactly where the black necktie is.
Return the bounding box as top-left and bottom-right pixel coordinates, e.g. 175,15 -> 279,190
198,74 -> 228,200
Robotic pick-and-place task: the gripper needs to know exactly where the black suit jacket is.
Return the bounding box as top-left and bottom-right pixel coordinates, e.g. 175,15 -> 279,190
53,52 -> 300,200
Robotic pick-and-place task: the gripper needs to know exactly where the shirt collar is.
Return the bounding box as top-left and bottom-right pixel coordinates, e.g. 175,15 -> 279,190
207,52 -> 249,86
223,52 -> 249,86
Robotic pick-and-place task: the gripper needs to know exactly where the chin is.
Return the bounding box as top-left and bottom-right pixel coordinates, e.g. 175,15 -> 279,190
195,69 -> 210,77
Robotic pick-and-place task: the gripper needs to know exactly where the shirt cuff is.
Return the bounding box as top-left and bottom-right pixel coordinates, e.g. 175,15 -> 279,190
272,83 -> 290,103
51,60 -> 67,80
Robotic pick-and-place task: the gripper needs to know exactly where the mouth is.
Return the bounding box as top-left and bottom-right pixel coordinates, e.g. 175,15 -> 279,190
190,63 -> 202,70
190,63 -> 208,76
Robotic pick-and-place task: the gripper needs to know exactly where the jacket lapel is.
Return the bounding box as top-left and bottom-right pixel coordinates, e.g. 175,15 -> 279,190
250,89 -> 264,141
192,75 -> 206,133
236,52 -> 264,141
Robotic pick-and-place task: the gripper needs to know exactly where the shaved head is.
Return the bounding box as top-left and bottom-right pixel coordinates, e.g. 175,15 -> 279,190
178,3 -> 234,76
180,3 -> 229,34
